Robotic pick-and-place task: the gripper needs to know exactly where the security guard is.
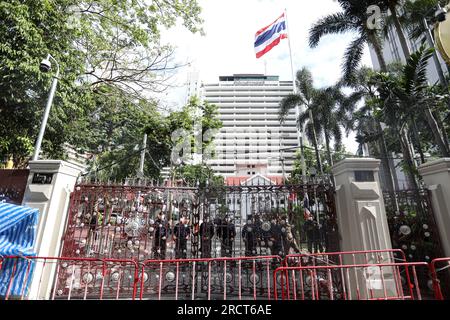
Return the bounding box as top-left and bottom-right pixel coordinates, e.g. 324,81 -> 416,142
270,217 -> 284,256
242,215 -> 258,256
303,215 -> 323,254
219,215 -> 236,257
173,215 -> 191,259
199,215 -> 215,258
152,212 -> 168,259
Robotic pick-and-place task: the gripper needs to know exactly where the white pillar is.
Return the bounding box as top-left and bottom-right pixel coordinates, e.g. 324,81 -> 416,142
418,158 -> 450,258
22,160 -> 83,299
332,158 -> 397,299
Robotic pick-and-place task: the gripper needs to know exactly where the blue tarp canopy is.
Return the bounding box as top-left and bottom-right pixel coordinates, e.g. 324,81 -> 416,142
0,202 -> 39,297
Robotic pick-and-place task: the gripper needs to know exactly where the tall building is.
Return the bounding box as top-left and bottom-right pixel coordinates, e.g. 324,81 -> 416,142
201,74 -> 299,178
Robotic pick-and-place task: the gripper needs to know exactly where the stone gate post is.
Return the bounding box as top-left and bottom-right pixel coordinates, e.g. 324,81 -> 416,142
331,158 -> 397,299
418,158 -> 450,258
22,160 -> 83,299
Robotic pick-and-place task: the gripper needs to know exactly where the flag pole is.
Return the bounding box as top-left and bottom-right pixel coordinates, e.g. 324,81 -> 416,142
284,8 -> 307,182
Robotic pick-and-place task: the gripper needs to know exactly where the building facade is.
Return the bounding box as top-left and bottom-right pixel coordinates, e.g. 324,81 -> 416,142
201,74 -> 299,178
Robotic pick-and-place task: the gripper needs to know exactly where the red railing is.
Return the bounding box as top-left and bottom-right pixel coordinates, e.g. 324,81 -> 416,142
273,261 -> 431,300
0,256 -> 139,300
430,258 -> 450,300
1,253 -> 449,300
284,249 -> 407,268
138,255 -> 282,300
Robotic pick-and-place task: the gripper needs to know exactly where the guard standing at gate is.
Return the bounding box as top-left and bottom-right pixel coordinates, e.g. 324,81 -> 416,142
173,215 -> 191,259
304,214 -> 323,254
242,215 -> 258,256
219,215 -> 236,257
199,215 -> 215,258
270,217 -> 284,256
152,212 -> 168,259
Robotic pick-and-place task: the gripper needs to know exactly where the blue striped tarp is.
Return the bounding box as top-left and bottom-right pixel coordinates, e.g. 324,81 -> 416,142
0,203 -> 39,297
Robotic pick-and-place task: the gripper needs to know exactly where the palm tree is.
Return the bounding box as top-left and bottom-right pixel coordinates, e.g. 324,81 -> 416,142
343,67 -> 400,192
279,68 -> 323,174
398,47 -> 450,156
312,86 -> 347,167
309,0 -> 388,81
373,46 -> 450,186
379,0 -> 412,59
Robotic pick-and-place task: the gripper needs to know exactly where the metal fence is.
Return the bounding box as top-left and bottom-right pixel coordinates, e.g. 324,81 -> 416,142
383,189 -> 444,263
1,252 -> 448,300
138,256 -> 282,300
0,169 -> 29,205
60,181 -> 338,262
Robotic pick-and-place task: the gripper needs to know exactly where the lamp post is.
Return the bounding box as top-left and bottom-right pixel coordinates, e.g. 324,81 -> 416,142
32,54 -> 60,161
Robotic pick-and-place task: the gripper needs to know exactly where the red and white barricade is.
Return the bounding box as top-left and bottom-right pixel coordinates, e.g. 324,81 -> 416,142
138,256 -> 282,300
273,261 -> 432,300
430,258 -> 450,300
0,256 -> 139,300
284,249 -> 408,267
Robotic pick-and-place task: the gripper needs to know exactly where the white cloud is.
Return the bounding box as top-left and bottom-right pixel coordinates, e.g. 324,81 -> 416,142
158,0 -> 374,153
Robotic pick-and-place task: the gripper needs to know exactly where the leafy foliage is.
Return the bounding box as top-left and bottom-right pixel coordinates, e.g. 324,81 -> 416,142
0,0 -> 204,168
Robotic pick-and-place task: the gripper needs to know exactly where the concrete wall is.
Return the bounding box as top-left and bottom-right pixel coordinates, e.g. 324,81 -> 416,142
332,158 -> 397,299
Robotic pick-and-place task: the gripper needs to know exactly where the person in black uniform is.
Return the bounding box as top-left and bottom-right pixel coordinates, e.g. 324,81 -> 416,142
219,215 -> 236,257
242,215 -> 258,256
199,215 -> 215,258
173,215 -> 191,259
270,217 -> 284,256
304,215 -> 323,254
152,212 -> 168,259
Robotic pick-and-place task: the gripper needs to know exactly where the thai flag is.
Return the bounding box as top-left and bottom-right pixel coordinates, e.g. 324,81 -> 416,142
255,13 -> 287,59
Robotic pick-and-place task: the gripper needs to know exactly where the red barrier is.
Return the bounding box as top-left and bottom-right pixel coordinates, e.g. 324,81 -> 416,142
284,249 -> 407,267
430,258 -> 450,300
273,261 -> 431,300
1,254 -> 448,300
0,256 -> 139,300
138,256 -> 282,300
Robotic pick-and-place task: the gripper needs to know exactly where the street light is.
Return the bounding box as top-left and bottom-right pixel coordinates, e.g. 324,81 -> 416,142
32,54 -> 60,161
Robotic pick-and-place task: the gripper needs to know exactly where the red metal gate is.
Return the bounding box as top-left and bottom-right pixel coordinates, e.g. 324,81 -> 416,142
138,256 -> 282,300
56,179 -> 338,299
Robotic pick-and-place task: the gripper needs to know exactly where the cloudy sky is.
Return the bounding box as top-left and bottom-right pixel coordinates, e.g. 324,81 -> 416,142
159,0 -> 375,153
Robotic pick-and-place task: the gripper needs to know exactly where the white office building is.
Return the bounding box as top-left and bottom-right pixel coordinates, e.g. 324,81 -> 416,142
201,74 -> 299,178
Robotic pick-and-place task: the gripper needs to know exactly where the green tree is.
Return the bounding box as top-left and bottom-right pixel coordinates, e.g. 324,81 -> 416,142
344,67 -> 399,192
173,164 -> 224,188
309,0 -> 388,81
0,0 -> 204,166
371,46 -> 450,188
84,95 -> 222,182
312,86 -> 348,166
378,0 -> 412,59
399,0 -> 449,42
279,68 -> 324,174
